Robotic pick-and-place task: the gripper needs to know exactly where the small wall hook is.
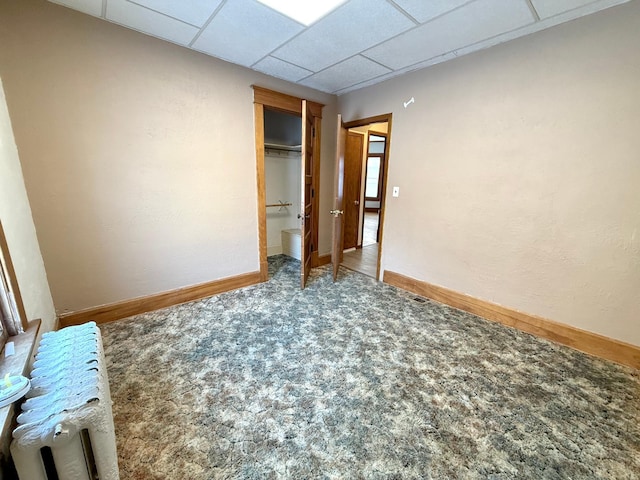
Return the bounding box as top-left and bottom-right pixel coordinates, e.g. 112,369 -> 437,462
403,97 -> 415,108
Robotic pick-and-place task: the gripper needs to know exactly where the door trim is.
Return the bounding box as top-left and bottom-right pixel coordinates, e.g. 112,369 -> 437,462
343,114 -> 392,281
301,100 -> 313,289
252,86 -> 323,281
360,130 -> 387,247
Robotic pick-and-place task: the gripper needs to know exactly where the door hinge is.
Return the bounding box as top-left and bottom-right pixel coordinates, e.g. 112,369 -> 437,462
312,127 -> 316,138
312,188 -> 315,198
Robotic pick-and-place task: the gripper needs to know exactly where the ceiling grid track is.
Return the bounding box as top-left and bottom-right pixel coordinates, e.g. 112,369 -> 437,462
385,0 -> 420,25
50,0 -> 633,95
525,0 -> 541,21
126,0 -> 202,29
188,0 -> 227,48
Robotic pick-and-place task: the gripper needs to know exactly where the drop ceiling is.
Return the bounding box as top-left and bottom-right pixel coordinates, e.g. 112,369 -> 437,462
49,0 -> 631,95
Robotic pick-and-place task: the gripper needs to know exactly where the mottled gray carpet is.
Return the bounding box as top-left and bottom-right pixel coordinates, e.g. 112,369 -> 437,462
101,255 -> 639,479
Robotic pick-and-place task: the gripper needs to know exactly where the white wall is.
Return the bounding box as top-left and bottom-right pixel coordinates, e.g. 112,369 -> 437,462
0,1 -> 336,314
0,78 -> 56,332
265,151 -> 301,256
338,2 -> 640,346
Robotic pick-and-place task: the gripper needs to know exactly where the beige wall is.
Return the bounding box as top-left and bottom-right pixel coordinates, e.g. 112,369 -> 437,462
338,2 -> 640,346
0,1 -> 336,314
0,78 -> 56,332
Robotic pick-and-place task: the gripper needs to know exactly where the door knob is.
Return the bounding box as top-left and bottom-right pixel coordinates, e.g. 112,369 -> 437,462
354,200 -> 360,206
329,210 -> 343,217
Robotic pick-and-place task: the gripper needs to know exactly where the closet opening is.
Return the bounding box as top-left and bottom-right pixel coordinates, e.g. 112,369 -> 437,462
263,108 -> 303,262
253,86 -> 323,288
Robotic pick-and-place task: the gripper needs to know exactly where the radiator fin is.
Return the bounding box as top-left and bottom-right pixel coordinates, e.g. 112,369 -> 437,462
11,322 -> 119,480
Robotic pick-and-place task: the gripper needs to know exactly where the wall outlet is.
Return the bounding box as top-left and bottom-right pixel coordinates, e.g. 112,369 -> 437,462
392,186 -> 400,197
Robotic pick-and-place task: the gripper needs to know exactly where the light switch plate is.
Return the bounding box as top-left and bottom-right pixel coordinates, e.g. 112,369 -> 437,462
392,186 -> 400,197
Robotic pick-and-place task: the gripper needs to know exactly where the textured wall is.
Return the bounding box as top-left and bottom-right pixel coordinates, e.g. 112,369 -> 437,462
0,1 -> 336,314
338,2 -> 640,345
0,78 -> 56,332
265,151 -> 301,255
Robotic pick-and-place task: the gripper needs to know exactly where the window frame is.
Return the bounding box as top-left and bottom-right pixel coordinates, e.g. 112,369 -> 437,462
0,221 -> 28,348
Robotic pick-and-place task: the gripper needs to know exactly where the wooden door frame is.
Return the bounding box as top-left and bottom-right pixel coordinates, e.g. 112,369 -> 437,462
252,86 -> 323,281
360,130 -> 387,246
342,114 -> 392,281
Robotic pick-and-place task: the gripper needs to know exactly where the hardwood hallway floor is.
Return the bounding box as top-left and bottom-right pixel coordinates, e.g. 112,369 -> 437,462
342,211 -> 380,278
362,212 -> 378,246
341,243 -> 378,278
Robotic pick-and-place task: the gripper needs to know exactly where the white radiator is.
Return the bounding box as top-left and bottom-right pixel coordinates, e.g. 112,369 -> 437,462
11,322 -> 119,480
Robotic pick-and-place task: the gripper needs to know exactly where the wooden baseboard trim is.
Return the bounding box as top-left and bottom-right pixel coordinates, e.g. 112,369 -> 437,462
317,253 -> 332,267
311,251 -> 331,268
59,271 -> 262,328
383,270 -> 640,370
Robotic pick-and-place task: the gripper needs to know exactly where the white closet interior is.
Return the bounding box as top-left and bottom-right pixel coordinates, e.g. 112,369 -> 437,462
264,109 -> 302,259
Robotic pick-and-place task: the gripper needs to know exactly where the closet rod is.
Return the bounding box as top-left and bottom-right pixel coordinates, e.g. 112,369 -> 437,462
266,202 -> 293,208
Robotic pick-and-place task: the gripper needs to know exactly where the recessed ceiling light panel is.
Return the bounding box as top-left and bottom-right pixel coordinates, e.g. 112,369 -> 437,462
256,0 -> 347,26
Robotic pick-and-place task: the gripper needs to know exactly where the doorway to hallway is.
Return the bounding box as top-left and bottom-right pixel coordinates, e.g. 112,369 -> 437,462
335,115 -> 391,280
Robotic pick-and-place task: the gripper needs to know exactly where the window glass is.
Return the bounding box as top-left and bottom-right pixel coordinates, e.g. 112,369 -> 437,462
368,141 -> 385,154
365,156 -> 381,198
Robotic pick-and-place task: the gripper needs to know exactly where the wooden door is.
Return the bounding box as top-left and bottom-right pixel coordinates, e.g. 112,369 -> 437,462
300,100 -> 314,288
331,115 -> 347,281
343,132 -> 364,250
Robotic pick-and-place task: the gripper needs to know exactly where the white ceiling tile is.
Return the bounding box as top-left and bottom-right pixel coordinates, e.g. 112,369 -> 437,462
129,0 -> 222,27
531,0 -> 631,19
49,0 -> 103,17
392,0 -> 473,23
364,0 -> 535,70
253,56 -> 313,83
106,0 -> 199,45
191,0 -> 304,67
49,0 -> 632,95
336,0 -> 630,95
300,55 -> 391,93
272,0 -> 414,72
530,0 -> 599,19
